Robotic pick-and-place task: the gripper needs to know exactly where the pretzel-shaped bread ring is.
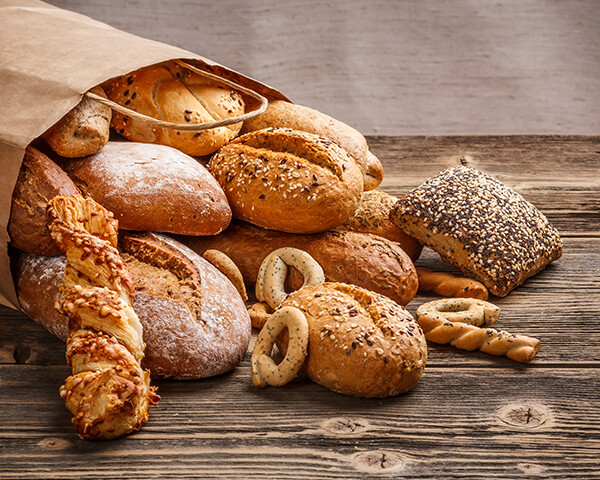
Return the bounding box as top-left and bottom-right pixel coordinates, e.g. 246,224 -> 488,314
202,249 -> 248,302
255,247 -> 325,310
251,306 -> 309,387
416,299 -> 540,363
416,298 -> 500,326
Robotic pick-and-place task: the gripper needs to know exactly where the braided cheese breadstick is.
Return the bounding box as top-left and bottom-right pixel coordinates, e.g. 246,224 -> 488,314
416,267 -> 489,300
47,195 -> 159,440
416,299 -> 540,363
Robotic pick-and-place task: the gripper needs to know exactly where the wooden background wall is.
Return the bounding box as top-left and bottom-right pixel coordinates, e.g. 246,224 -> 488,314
46,0 -> 599,135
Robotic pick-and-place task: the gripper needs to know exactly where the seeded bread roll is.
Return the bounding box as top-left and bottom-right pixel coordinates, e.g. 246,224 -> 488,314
208,128 -> 364,234
390,166 -> 563,297
279,282 -> 427,398
240,100 -> 382,190
103,61 -> 245,156
13,232 -> 252,379
58,141 -> 231,236
8,146 -> 80,256
336,190 -> 422,261
180,220 -> 418,306
42,86 -> 111,158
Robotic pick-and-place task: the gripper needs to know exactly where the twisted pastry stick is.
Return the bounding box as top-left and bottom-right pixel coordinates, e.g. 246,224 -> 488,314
47,195 -> 159,440
416,267 -> 489,300
416,299 -> 540,363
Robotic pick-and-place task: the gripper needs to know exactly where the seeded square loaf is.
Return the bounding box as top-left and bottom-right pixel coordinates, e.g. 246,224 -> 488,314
389,166 -> 562,297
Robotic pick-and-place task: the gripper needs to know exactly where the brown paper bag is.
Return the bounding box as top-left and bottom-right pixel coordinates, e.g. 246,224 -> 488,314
0,0 -> 288,308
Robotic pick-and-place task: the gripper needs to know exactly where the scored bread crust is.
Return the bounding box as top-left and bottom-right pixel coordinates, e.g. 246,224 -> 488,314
280,282 -> 427,398
13,232 -> 251,379
390,166 -> 563,297
208,127 -> 364,234
181,220 -> 418,307
103,61 -> 245,156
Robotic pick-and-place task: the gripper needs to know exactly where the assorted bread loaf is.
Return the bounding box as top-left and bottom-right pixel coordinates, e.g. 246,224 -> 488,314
103,61 -> 245,156
6,59 -> 565,431
208,128 -> 364,233
42,86 -> 111,158
58,141 -> 231,235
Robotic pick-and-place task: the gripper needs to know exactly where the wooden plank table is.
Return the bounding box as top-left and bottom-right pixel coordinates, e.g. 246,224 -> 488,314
1,136 -> 599,479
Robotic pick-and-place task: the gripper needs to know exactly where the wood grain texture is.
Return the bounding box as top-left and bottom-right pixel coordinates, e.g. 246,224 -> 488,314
0,135 -> 598,478
44,0 -> 600,135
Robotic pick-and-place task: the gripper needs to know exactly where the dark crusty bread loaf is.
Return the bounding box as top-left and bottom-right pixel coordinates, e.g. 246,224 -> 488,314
13,232 -> 251,379
8,146 -> 80,256
103,61 -> 245,156
390,166 -> 563,297
240,100 -> 383,190
336,190 -> 422,261
280,282 -> 427,398
42,86 -> 111,158
180,220 -> 418,306
208,128 -> 364,234
58,141 -> 231,236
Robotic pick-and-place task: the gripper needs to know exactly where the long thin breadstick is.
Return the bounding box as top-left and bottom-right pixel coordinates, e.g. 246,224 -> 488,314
416,267 -> 489,300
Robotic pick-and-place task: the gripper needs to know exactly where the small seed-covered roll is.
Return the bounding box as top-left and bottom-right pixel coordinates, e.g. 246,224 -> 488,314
208,128 -> 364,234
280,282 -> 427,398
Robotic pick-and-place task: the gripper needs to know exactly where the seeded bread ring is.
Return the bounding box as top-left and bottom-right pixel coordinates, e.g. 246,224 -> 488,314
416,298 -> 500,327
251,306 -> 309,387
202,249 -> 247,302
255,247 -> 325,309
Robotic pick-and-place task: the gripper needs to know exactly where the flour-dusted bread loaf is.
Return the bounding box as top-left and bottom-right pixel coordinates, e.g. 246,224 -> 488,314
103,61 -> 245,156
13,232 -> 251,379
280,282 -> 427,398
180,220 -> 418,306
58,141 -> 231,235
240,100 -> 383,189
208,128 -> 364,234
390,166 -> 563,297
8,146 -> 80,256
336,190 -> 422,261
42,86 -> 111,158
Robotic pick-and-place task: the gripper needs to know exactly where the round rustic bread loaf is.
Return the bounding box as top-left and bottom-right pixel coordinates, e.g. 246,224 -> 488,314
13,232 -> 251,379
103,61 -> 245,156
280,282 -> 427,398
8,146 -> 80,256
58,141 -> 231,236
208,128 -> 364,234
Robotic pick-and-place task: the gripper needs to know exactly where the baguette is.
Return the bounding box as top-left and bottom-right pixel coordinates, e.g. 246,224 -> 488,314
42,86 -> 111,158
180,220 -> 418,306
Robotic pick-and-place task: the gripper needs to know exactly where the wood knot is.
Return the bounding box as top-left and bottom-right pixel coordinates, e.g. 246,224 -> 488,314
37,437 -> 72,450
497,403 -> 551,429
13,342 -> 31,364
320,417 -> 370,435
352,450 -> 405,474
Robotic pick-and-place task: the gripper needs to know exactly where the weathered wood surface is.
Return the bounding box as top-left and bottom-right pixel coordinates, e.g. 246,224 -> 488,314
0,136 -> 599,478
45,0 -> 600,135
